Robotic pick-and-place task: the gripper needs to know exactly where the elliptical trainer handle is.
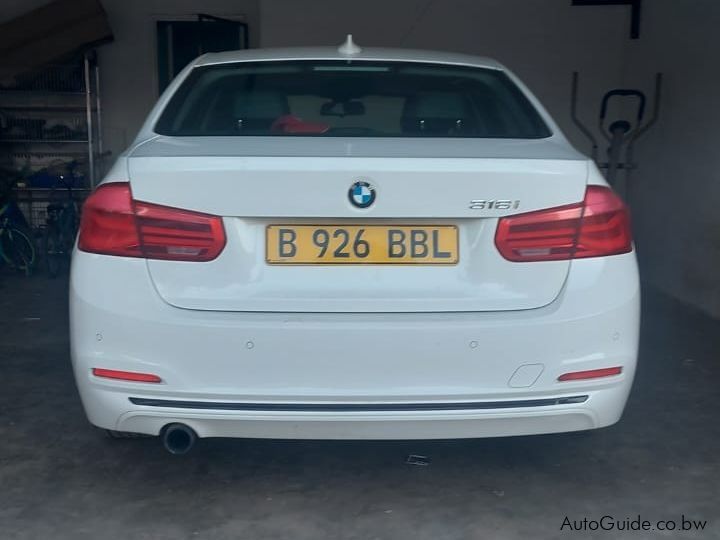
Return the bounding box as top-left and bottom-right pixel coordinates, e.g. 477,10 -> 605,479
600,89 -> 647,122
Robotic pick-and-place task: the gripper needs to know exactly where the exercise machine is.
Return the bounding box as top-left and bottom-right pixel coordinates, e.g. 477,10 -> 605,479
570,72 -> 662,198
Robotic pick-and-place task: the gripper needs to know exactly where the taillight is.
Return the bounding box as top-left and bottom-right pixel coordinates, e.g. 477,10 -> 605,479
495,185 -> 632,262
78,182 -> 225,261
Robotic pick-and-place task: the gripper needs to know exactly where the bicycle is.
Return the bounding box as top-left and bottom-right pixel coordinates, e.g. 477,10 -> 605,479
0,175 -> 36,276
43,161 -> 80,278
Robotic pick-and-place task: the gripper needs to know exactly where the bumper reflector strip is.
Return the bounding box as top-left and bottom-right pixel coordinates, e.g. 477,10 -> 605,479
93,368 -> 162,383
558,367 -> 622,382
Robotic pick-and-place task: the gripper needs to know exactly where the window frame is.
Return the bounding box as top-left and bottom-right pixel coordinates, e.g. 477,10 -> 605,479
153,14 -> 248,95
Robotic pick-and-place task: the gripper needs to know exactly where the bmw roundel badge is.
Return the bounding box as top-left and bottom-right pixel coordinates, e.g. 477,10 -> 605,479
349,181 -> 376,209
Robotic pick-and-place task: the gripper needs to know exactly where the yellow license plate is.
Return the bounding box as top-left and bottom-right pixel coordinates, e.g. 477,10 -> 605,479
266,225 -> 458,264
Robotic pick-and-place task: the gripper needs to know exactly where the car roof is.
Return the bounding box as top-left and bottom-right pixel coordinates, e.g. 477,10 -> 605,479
195,47 -> 505,71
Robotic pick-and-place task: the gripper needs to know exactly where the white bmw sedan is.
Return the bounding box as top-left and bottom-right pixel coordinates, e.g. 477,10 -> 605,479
70,41 -> 639,454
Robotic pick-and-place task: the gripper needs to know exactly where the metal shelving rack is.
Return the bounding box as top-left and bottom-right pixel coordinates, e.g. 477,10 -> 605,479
1,51 -> 101,228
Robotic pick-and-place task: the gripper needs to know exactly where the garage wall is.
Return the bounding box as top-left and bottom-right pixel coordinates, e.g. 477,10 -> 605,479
621,0 -> 720,318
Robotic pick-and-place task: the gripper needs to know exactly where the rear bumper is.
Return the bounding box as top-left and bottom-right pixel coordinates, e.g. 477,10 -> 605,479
114,394 -> 612,440
102,390 -> 625,440
70,251 -> 640,439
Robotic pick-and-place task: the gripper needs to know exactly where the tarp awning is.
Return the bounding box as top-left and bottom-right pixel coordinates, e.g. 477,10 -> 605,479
0,0 -> 113,78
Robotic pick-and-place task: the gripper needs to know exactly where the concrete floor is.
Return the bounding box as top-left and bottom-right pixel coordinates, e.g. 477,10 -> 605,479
0,274 -> 718,540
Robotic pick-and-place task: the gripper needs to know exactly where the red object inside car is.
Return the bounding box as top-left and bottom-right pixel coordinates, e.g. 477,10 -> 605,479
270,115 -> 330,134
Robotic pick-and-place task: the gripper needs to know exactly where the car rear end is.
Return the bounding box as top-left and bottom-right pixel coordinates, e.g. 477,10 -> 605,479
70,50 -> 639,445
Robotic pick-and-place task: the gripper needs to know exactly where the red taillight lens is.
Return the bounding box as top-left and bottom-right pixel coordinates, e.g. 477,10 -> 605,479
495,185 -> 632,262
558,366 -> 623,381
133,201 -> 226,261
78,183 -> 225,261
77,183 -> 141,257
92,368 -> 162,383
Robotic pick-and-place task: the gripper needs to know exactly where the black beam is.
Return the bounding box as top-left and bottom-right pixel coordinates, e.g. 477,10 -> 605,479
572,0 -> 642,39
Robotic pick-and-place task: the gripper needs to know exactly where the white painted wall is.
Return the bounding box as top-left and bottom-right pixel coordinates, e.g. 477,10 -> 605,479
94,0 -> 260,154
2,0 -> 718,316
621,0 -> 720,318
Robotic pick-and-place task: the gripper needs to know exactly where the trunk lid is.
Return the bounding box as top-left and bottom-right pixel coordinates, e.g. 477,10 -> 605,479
128,136 -> 587,312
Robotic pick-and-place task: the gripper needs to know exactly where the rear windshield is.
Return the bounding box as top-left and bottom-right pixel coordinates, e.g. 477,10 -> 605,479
155,61 -> 551,139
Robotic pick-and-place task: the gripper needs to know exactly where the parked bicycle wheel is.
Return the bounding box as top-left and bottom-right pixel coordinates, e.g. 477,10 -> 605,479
43,224 -> 64,278
0,226 -> 35,276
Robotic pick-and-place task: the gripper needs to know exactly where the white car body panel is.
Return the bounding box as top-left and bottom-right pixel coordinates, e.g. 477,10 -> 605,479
130,154 -> 586,312
70,46 -> 640,441
70,249 -> 639,439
